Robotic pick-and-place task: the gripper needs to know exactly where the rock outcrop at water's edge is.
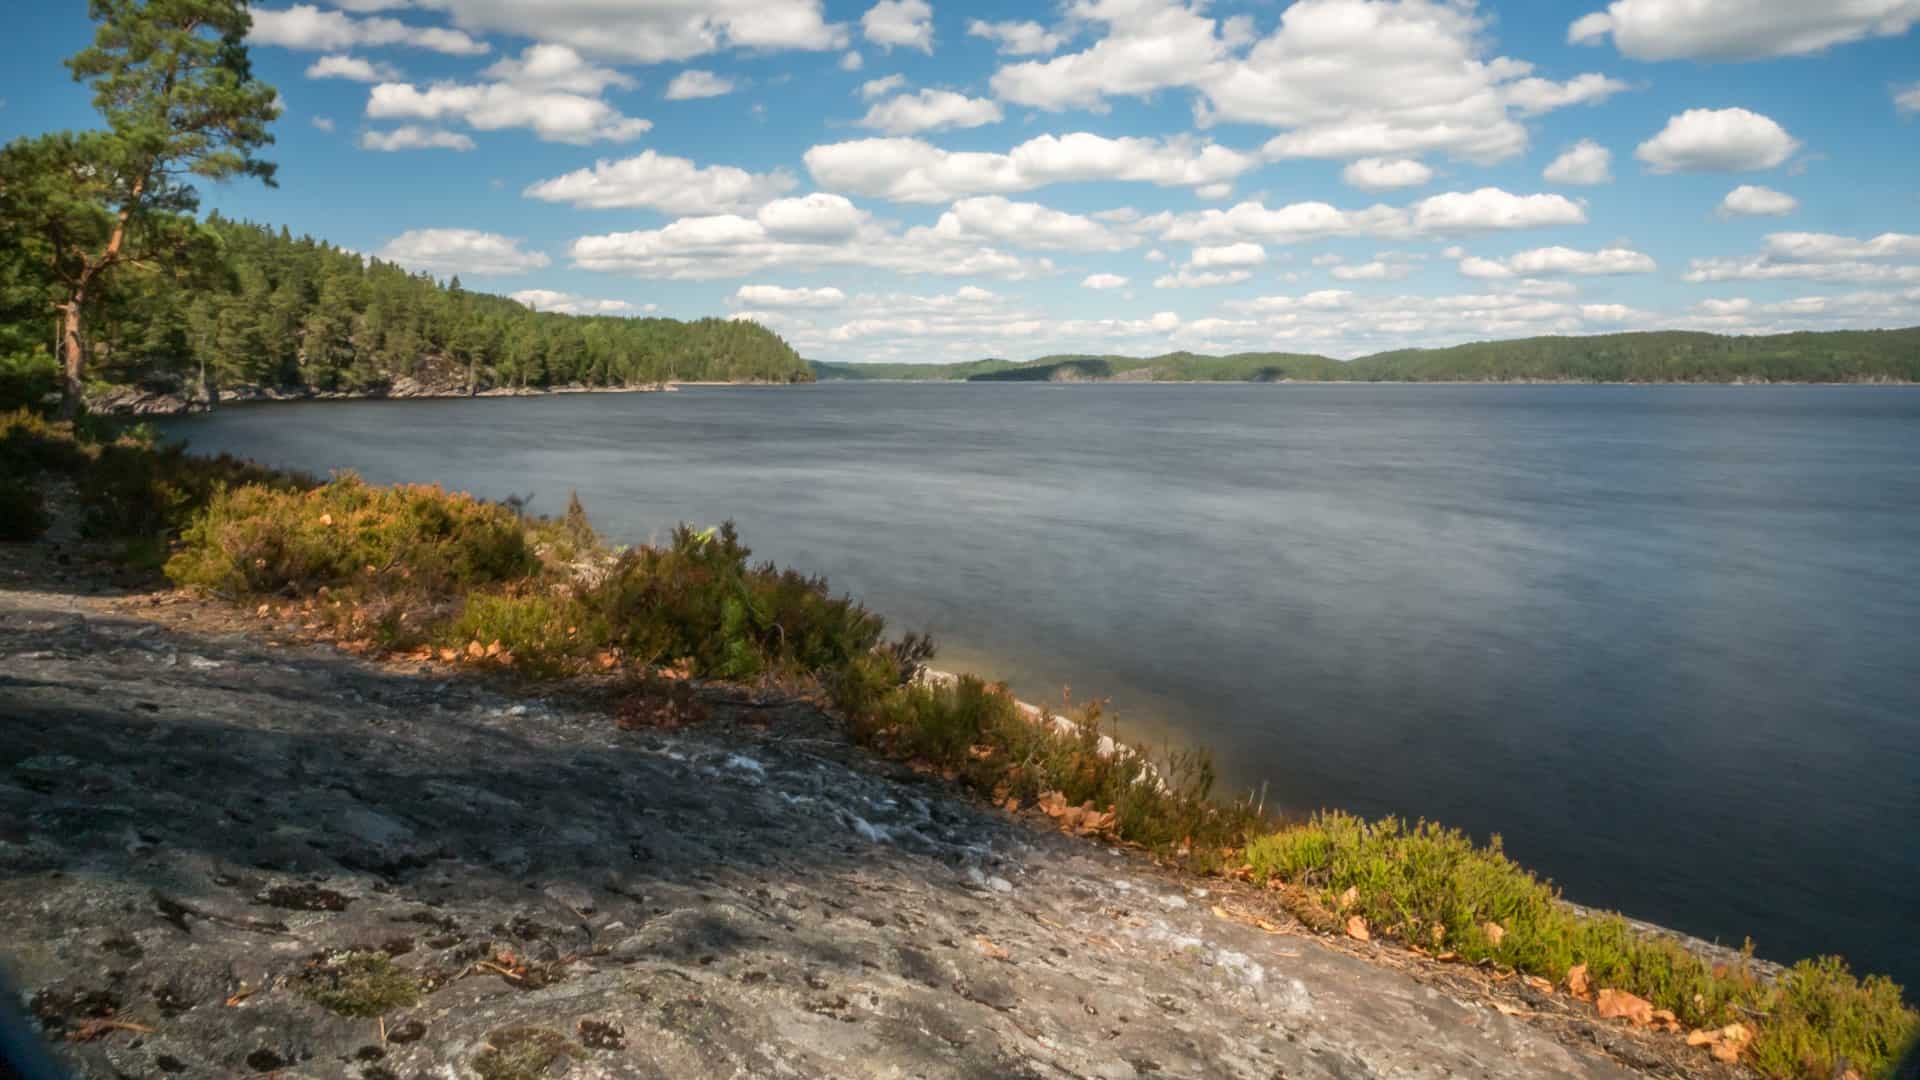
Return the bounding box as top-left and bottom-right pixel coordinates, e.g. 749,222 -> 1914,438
81,374 -> 680,416
0,546 -> 1739,1079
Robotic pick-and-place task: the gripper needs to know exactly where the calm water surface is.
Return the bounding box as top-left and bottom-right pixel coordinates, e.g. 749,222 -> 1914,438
163,384 -> 1920,987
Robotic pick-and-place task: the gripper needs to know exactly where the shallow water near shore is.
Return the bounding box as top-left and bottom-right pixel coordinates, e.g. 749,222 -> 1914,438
162,382 -> 1920,989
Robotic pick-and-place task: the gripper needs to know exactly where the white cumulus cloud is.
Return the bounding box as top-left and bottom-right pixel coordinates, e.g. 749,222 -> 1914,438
804,131 -> 1258,203
1501,73 -> 1631,115
377,229 -> 549,275
510,289 -> 635,315
1155,268 -> 1253,289
665,70 -> 737,99
991,0 -> 1632,166
566,194 -> 1056,280
1190,242 -> 1267,268
967,19 -> 1065,55
398,0 -> 846,63
733,284 -> 849,308
1719,185 -> 1799,217
1459,246 -> 1657,277
359,125 -> 476,151
366,79 -> 650,145
1764,232 -> 1920,260
1341,157 -> 1433,192
859,74 -> 907,101
859,90 -> 1002,133
927,196 -> 1137,252
480,44 -> 633,94
1082,273 -> 1129,289
305,54 -> 402,82
1410,188 -> 1590,233
523,150 -> 797,214
862,0 -> 934,53
1567,0 -> 1920,60
250,4 -> 488,54
1635,107 -> 1800,173
1543,139 -> 1612,185
1683,234 -> 1920,283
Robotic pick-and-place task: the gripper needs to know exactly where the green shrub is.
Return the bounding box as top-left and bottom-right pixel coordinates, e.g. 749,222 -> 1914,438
579,522 -> 883,679
167,474 -> 535,597
0,409 -> 89,476
1245,812 -> 1917,1076
447,590 -> 604,678
1749,958 -> 1917,1078
838,675 -> 1259,869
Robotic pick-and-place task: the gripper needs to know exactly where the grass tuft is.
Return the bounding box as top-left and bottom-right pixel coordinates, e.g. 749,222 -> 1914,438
473,1026 -> 579,1080
297,951 -> 420,1018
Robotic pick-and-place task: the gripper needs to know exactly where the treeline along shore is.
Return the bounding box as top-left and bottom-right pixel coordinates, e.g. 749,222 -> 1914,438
3,218 -> 815,416
809,327 -> 1920,384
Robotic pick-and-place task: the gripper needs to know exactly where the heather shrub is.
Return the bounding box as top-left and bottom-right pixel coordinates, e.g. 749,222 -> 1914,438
579,522 -> 883,679
167,474 -> 535,596
839,674 -> 1259,869
447,591 -> 604,678
1245,812 -> 1917,1076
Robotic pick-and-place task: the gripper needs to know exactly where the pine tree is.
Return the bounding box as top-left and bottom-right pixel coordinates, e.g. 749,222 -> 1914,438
25,0 -> 278,415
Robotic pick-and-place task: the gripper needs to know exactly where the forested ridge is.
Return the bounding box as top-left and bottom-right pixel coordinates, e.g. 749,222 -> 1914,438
810,328 -> 1920,384
1,215 -> 811,400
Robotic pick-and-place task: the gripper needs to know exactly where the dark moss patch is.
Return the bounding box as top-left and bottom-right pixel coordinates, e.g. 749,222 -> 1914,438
245,1048 -> 288,1072
386,1019 -> 427,1044
473,1026 -> 580,1080
151,981 -> 195,1017
406,910 -> 459,932
259,883 -> 352,911
577,1019 -> 625,1050
28,987 -> 120,1033
296,951 -> 421,1018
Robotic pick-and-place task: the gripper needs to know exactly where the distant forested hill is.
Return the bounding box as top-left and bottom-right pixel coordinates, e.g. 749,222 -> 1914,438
806,358 -> 1022,381
967,351 -> 1345,383
4,216 -> 811,399
1340,329 -> 1920,383
810,329 -> 1920,384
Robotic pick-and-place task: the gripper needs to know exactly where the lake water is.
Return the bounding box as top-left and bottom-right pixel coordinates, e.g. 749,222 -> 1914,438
162,383 -> 1920,989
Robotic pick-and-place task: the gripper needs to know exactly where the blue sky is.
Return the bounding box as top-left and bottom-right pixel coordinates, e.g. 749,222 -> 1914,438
4,0 -> 1919,362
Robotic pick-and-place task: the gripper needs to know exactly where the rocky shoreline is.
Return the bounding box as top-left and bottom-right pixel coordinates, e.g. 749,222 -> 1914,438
0,540 -> 1734,1079
83,377 -> 681,417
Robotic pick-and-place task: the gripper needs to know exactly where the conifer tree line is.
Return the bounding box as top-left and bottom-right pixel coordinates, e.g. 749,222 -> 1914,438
74,214 -> 814,392
0,0 -> 808,415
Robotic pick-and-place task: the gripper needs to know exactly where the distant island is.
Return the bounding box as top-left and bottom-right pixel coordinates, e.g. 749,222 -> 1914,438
810,328 -> 1920,385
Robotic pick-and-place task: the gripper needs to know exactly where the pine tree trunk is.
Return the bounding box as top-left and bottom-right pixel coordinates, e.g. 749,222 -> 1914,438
57,181 -> 138,419
58,298 -> 86,419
